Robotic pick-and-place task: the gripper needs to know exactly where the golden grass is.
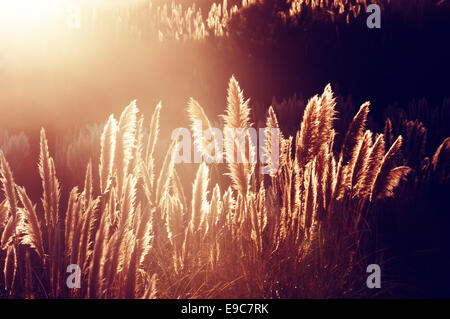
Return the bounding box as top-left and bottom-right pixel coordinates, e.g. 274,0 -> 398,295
0,76 -> 448,298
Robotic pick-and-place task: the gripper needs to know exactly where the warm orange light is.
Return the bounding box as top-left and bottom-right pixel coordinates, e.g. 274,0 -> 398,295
0,0 -> 60,26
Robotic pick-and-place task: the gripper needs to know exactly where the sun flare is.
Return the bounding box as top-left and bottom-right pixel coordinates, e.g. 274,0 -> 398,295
0,0 -> 62,31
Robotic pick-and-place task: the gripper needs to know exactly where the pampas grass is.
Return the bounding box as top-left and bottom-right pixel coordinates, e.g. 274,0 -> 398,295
0,75 -> 447,298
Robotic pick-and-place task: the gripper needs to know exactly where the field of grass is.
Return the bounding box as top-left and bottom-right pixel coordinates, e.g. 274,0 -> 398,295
0,76 -> 448,298
0,0 -> 449,299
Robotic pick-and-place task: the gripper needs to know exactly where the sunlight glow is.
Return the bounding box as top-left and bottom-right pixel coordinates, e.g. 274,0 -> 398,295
0,0 -> 60,25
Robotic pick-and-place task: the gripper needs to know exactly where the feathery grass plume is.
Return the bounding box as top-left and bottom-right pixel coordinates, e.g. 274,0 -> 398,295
360,134 -> 386,199
351,130 -> 373,196
256,182 -> 267,236
296,95 -> 321,168
39,128 -> 62,297
0,149 -> 22,295
120,229 -> 136,275
188,97 -> 221,163
0,200 -> 7,230
223,76 -> 255,195
132,115 -> 145,174
83,160 -> 93,206
248,192 -> 262,254
314,152 -> 326,220
295,84 -> 335,169
77,197 -> 100,275
303,162 -> 317,235
64,187 -> 79,262
99,115 -> 118,194
0,156 -> 17,254
16,185 -> 44,259
108,184 -> 119,228
172,168 -> 187,213
39,128 -> 60,229
67,190 -> 85,269
223,74 -> 252,130
139,159 -> 156,210
3,245 -> 17,294
146,102 -> 162,165
190,162 -> 210,235
135,205 -> 152,263
303,99 -> 333,218
135,219 -> 149,265
432,137 -> 450,183
114,100 -> 139,196
0,151 -> 18,234
378,166 -> 412,199
209,183 -> 222,232
160,193 -> 174,244
323,148 -> 336,213
119,174 -> 137,232
1,215 -> 15,250
225,76 -> 251,128
226,133 -> 254,195
371,136 -> 410,201
316,84 -> 337,152
314,93 -> 335,212
83,161 -> 102,247
145,102 -> 162,193
264,106 -> 284,176
332,159 -> 346,202
282,135 -> 294,171
340,102 -> 370,167
181,224 -> 192,270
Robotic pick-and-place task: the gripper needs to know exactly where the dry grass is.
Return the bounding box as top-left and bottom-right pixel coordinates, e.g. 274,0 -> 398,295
0,76 -> 448,298
72,0 -> 400,42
